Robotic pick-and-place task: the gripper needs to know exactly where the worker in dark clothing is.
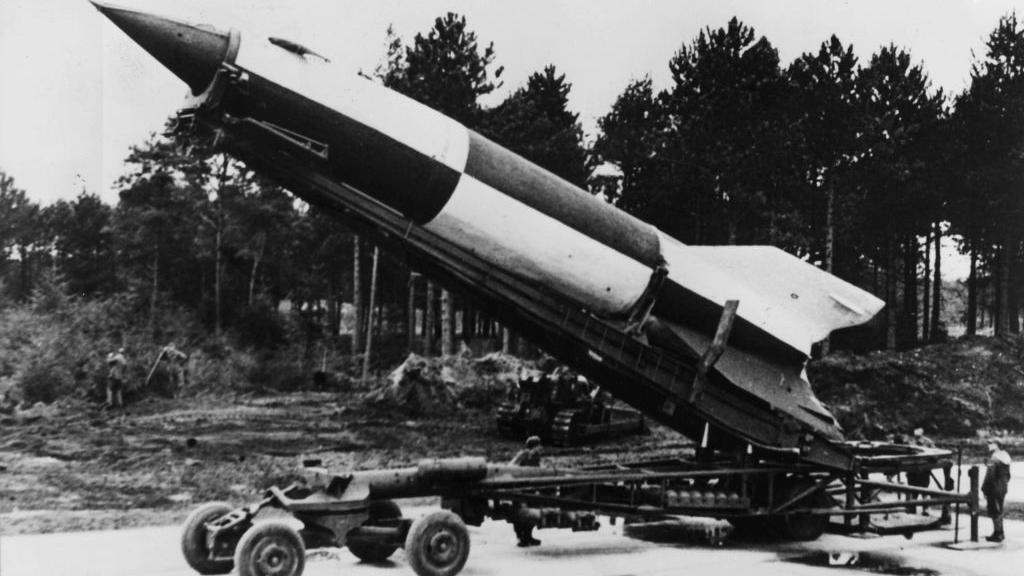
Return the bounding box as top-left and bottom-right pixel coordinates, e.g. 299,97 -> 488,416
911,427 -> 935,448
105,348 -> 127,409
982,441 -> 1012,542
906,428 -> 935,514
510,435 -> 542,466
510,436 -> 542,546
162,342 -> 189,392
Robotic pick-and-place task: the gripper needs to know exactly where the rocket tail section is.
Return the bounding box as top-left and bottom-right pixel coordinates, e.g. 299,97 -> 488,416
643,317 -> 844,441
653,239 -> 885,361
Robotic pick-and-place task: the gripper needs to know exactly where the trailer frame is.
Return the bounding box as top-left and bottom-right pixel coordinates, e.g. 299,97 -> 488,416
184,449 -> 978,576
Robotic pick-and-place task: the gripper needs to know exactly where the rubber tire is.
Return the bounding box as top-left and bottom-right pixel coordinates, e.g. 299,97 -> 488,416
234,521 -> 306,576
778,484 -> 831,542
404,510 -> 470,576
348,500 -> 402,563
727,516 -> 773,540
181,502 -> 234,575
780,510 -> 828,542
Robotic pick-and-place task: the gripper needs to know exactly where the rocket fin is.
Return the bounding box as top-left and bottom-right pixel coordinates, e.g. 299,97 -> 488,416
658,240 -> 884,358
645,316 -> 842,440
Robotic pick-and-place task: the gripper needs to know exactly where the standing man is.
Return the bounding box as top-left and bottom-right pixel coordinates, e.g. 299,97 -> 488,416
105,348 -> 127,409
510,436 -> 543,547
162,342 -> 189,392
907,428 -> 935,514
982,441 -> 1012,542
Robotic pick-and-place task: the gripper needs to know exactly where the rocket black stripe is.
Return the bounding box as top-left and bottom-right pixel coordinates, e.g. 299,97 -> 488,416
231,72 -> 461,224
652,279 -> 807,365
463,131 -> 663,269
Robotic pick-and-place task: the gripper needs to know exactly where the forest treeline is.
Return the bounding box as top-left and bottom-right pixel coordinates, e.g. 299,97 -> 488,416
2,13 -> 1024,379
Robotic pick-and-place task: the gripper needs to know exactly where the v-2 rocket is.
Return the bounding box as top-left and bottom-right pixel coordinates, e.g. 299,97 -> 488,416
92,2 -> 884,456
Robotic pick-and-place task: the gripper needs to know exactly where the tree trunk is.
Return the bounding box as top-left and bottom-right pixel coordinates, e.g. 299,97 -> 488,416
441,289 -> 453,356
327,278 -> 338,335
361,247 -> 380,383
922,230 -> 931,342
248,234 -> 266,306
213,156 -> 229,338
352,237 -> 363,355
967,248 -> 978,335
419,286 -> 427,343
407,272 -> 418,352
901,234 -> 918,348
1012,239 -> 1022,334
872,257 -> 879,295
425,281 -> 436,355
18,244 -> 30,300
516,333 -> 529,357
1010,252 -> 1020,334
214,217 -> 222,337
149,246 -> 159,333
462,304 -> 474,340
1001,233 -> 1019,334
885,237 -> 897,350
996,241 -> 1008,335
930,221 -> 942,341
822,182 -> 835,356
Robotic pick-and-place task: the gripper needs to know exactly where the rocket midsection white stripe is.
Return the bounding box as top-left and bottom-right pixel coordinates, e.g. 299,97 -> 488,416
235,36 -> 470,172
424,176 -> 651,317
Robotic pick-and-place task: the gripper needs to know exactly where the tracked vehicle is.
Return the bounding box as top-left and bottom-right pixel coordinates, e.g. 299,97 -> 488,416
495,371 -> 645,445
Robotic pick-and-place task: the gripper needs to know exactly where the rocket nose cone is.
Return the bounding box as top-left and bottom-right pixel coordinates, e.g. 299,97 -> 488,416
92,2 -> 231,95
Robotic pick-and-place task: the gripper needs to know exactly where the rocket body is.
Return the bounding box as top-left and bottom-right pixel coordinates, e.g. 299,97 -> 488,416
94,3 -> 884,442
228,30 -> 659,320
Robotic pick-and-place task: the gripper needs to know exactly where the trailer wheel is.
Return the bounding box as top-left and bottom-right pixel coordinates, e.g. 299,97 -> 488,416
234,521 -> 306,576
181,502 -> 234,575
348,500 -> 403,563
404,510 -> 470,576
778,483 -> 832,542
726,516 -> 772,539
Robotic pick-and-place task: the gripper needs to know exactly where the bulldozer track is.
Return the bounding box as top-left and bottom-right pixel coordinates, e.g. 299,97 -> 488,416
550,409 -> 581,446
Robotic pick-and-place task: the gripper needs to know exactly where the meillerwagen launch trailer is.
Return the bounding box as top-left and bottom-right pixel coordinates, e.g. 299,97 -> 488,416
92,4 -> 981,576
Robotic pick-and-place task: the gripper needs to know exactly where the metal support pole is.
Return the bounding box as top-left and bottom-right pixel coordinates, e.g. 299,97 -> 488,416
941,460 -> 953,524
953,446 -> 962,543
968,466 -> 979,542
858,471 -> 870,532
844,473 -> 856,529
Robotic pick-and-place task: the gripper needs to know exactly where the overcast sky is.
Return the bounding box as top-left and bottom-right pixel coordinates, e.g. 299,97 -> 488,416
2,0 -> 1022,209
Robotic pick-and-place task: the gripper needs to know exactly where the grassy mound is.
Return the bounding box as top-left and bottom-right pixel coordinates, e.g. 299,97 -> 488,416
810,335 -> 1024,439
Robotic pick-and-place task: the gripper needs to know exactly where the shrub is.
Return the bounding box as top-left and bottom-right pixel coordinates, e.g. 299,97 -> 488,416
245,352 -> 308,392
19,362 -> 69,405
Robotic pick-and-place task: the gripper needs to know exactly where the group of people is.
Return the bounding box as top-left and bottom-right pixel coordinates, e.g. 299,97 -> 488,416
901,428 -> 1012,543
904,428 -> 1012,543
100,343 -> 188,409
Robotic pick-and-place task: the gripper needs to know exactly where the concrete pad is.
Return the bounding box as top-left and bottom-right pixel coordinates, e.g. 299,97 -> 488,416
945,540 -> 1004,551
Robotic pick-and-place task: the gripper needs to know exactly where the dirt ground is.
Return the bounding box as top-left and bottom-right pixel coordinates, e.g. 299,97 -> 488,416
0,391 -> 684,535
